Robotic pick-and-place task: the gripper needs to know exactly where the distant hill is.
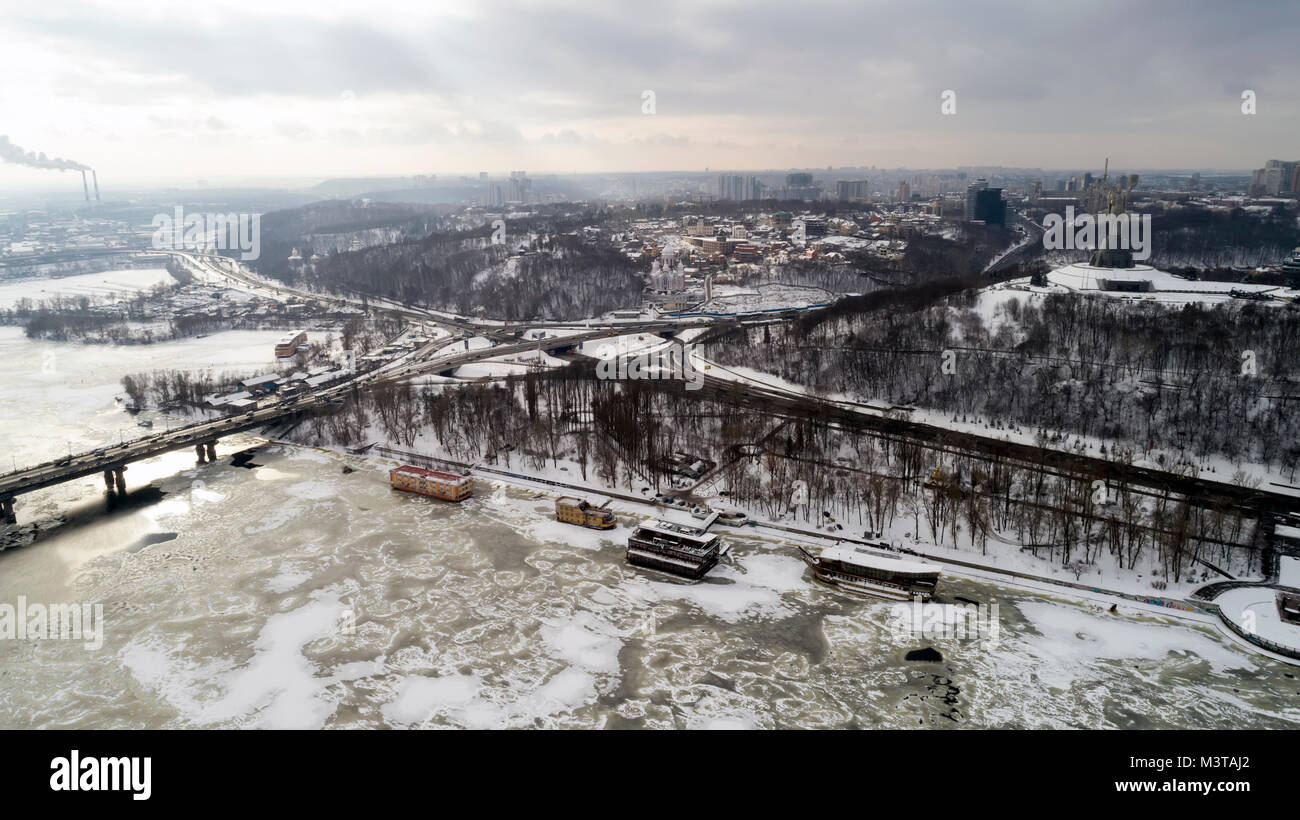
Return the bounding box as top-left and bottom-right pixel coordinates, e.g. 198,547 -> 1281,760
242,199 -> 449,279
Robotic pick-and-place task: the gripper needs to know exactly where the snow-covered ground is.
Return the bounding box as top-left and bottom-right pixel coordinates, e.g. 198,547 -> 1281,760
901,404 -> 1300,502
579,332 -> 675,361
0,325 -> 287,469
688,283 -> 833,315
690,316 -> 1300,502
813,234 -> 875,252
1046,263 -> 1297,306
455,348 -> 568,379
0,268 -> 177,310
677,344 -> 1296,598
1212,558 -> 1300,656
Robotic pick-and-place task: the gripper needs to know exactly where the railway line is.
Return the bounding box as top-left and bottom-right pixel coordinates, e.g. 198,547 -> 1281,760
5,248 -> 1295,533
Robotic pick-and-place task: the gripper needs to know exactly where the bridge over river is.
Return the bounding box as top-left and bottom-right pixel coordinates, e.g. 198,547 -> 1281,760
0,319 -> 704,524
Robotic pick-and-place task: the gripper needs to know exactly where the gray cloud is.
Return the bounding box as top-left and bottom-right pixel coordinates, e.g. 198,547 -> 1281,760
7,0 -> 1299,170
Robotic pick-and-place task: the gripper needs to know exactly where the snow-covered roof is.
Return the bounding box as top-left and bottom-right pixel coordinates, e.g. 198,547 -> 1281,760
817,547 -> 939,576
658,506 -> 718,530
391,465 -> 471,485
207,390 -> 251,406
636,518 -> 718,545
241,373 -> 283,386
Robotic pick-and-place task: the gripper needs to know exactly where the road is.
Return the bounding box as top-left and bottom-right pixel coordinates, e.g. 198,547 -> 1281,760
684,361 -> 1296,516
5,248 -> 1294,527
983,211 -> 1045,275
0,251 -> 733,509
174,250 -> 679,338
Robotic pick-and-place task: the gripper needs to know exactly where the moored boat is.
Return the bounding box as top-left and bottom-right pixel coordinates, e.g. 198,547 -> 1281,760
799,544 -> 940,601
389,464 -> 473,502
626,516 -> 723,580
555,495 -> 616,529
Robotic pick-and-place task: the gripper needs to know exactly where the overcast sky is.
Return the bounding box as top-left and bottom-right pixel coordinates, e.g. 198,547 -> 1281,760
1,0 -> 1297,189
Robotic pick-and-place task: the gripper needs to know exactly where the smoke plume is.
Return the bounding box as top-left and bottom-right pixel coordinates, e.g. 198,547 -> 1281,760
0,135 -> 90,171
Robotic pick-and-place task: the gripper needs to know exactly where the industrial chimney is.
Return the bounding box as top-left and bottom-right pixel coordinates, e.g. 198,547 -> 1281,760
80,169 -> 90,201
92,169 -> 100,202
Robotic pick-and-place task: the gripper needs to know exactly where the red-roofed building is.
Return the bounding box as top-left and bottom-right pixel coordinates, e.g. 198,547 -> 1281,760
389,464 -> 473,502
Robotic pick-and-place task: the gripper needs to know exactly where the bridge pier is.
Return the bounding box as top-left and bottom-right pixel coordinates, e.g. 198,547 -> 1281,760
205,441 -> 217,462
195,443 -> 207,463
113,466 -> 126,496
1,498 -> 14,526
103,469 -> 115,490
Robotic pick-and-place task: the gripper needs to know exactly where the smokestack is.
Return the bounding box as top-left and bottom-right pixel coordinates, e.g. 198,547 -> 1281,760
92,169 -> 100,202
81,170 -> 90,202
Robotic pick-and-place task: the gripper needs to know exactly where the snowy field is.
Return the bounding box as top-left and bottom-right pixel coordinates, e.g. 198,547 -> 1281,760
1213,561 -> 1300,657
1045,264 -> 1297,305
690,283 -> 833,315
0,268 -> 176,310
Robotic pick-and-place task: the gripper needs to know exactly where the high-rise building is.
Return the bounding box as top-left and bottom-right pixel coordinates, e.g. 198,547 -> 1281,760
1250,160 -> 1299,196
965,178 -> 988,221
965,178 -> 1005,224
717,174 -> 763,201
783,173 -> 821,200
836,179 -> 870,201
972,188 -> 1006,225
508,173 -> 531,203
1264,167 -> 1285,195
1264,160 -> 1298,194
896,181 -> 911,203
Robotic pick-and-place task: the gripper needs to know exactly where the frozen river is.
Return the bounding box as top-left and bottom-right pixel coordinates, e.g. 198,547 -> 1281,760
1,322 -> 1298,729
0,267 -> 176,310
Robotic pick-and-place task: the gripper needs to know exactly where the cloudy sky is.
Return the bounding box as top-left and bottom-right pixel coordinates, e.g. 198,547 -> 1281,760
1,0 -> 1297,188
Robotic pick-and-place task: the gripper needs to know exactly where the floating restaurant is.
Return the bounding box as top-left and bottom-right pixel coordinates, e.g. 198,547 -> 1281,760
626,510 -> 725,580
389,465 -> 474,502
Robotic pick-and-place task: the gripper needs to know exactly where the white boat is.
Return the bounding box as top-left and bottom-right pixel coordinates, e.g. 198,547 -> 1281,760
799,545 -> 940,601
